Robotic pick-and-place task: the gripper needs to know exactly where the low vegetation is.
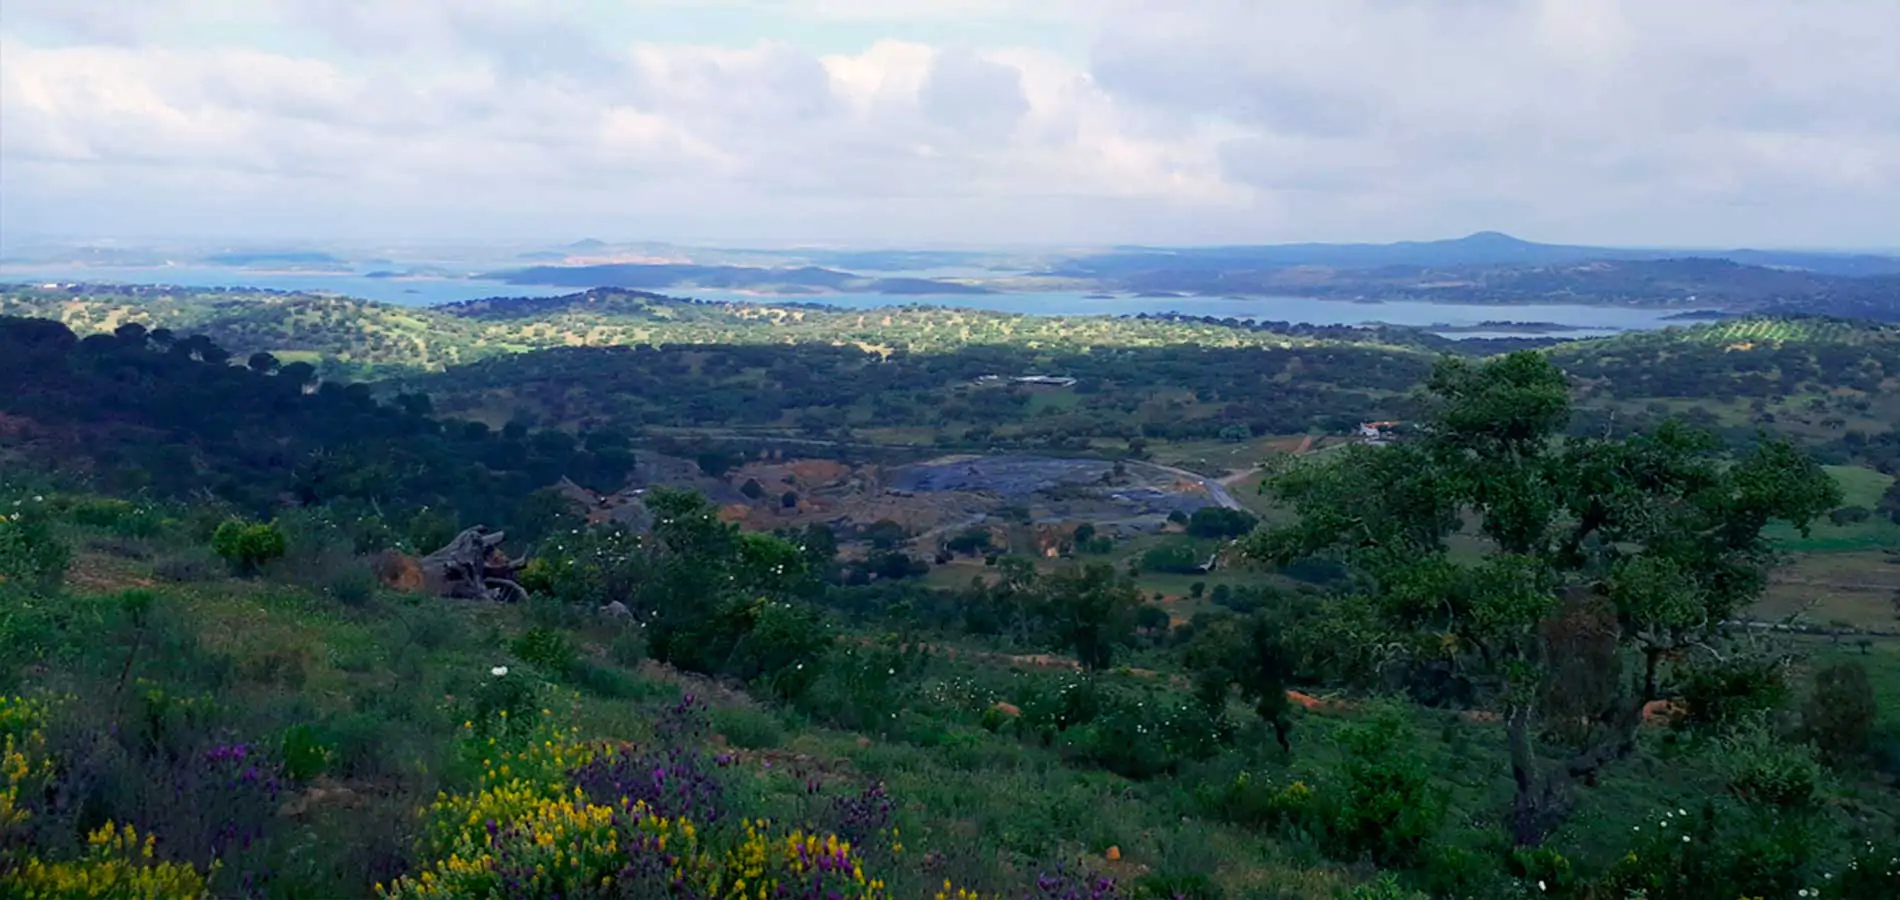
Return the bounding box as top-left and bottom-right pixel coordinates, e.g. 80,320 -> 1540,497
3,291 -> 1899,897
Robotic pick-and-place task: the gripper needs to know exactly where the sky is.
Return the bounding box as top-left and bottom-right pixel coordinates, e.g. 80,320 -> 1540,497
2,0 -> 1897,250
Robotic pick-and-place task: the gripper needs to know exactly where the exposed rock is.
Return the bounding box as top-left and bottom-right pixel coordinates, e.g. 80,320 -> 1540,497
600,600 -> 632,618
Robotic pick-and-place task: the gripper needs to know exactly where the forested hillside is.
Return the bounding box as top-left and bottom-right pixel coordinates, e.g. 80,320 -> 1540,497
0,317 -> 632,536
2,284 -> 1444,378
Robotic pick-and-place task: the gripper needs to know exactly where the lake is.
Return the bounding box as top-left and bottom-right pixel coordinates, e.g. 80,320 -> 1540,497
1,265 -> 1684,335
0,265 -> 572,306
678,289 -> 1684,335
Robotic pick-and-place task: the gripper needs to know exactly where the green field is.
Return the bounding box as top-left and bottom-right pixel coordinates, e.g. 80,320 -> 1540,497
1765,465 -> 1900,553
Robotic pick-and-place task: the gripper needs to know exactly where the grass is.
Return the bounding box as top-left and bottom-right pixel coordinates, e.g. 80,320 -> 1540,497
1764,465 -> 1900,553
1753,550 -> 1900,630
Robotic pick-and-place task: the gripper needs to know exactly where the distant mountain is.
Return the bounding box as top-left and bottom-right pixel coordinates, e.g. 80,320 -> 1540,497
201,250 -> 349,268
486,263 -> 994,295
1053,232 -> 1900,278
770,249 -> 994,272
1091,256 -> 1899,320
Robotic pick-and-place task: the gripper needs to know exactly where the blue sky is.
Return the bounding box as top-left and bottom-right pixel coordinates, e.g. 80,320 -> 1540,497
2,1 -> 1896,250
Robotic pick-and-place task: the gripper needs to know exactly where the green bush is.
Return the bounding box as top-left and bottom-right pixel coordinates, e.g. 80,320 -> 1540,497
712,705 -> 784,749
608,628 -> 646,668
1598,803 -> 1826,900
325,565 -> 379,608
565,659 -> 640,699
519,525 -> 646,608
1060,690 -> 1228,779
1678,656 -> 1789,734
1320,710 -> 1445,868
1141,539 -> 1208,575
1720,717 -> 1827,810
282,723 -> 335,782
0,497 -> 70,594
463,666 -> 543,753
1804,661 -> 1877,767
511,627 -> 577,675
67,497 -> 166,538
210,518 -> 287,575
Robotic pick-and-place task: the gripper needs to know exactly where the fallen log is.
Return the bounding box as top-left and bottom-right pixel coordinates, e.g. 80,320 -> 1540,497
419,526 -> 527,603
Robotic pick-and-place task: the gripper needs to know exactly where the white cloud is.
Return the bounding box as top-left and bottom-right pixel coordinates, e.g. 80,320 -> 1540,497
1089,0 -> 1900,243
1,0 -> 1895,246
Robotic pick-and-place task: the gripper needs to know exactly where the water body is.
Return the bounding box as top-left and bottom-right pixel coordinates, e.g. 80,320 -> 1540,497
3,264 -> 1685,335
680,289 -> 1684,335
0,265 -> 569,306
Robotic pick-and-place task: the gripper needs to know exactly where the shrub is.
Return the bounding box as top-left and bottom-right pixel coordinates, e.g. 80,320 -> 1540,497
1186,506 -> 1258,539
520,525 -> 645,608
152,548 -> 222,583
0,497 -> 70,594
1597,803 -> 1825,900
1719,717 -> 1826,811
510,627 -> 577,676
1061,691 -> 1228,779
387,706 -> 890,900
711,705 -> 784,750
1829,505 -> 1873,525
209,519 -> 286,576
1804,661 -> 1877,767
608,628 -> 646,668
67,497 -> 167,538
1141,540 -> 1207,575
1321,711 -> 1444,868
325,565 -> 379,608
462,666 -> 543,754
2,822 -> 215,898
281,723 -> 334,782
1678,656 -> 1789,734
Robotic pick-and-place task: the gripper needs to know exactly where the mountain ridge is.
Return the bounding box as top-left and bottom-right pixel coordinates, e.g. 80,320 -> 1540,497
1065,231 -> 1900,278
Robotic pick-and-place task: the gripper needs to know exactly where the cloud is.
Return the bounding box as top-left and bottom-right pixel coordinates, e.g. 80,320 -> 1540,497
1,0 -> 1895,246
919,48 -> 1029,137
1089,0 -> 1900,243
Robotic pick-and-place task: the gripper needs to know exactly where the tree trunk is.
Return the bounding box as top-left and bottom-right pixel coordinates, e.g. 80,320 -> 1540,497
1509,691 -> 1649,847
419,526 -> 526,603
1507,703 -> 1551,846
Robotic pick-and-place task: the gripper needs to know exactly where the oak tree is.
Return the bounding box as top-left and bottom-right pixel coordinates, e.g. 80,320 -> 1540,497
1245,352 -> 1840,845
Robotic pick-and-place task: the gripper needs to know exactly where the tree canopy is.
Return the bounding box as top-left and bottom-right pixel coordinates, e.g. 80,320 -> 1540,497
1246,351 -> 1841,844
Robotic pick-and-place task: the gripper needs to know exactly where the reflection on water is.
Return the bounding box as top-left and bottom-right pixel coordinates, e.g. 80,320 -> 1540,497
679,289 -> 1682,335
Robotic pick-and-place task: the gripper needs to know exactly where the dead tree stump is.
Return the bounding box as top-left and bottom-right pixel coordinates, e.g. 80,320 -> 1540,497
419,526 -> 527,603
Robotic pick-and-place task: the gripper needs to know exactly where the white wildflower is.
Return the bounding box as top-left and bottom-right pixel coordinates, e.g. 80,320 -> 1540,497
491,665 -> 509,677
